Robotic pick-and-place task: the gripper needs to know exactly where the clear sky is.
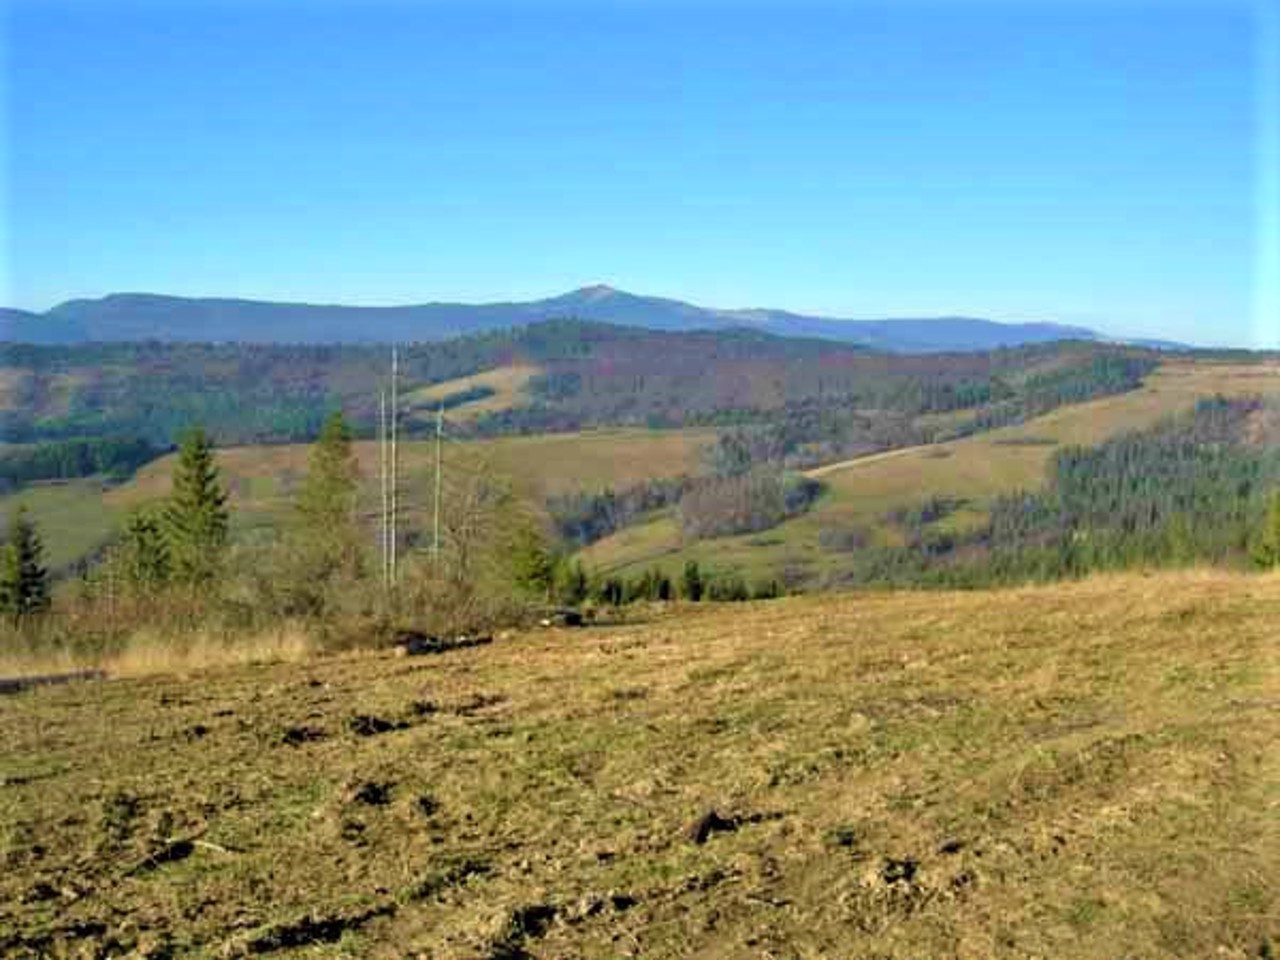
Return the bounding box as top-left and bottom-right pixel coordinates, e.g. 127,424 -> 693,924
3,0 -> 1278,347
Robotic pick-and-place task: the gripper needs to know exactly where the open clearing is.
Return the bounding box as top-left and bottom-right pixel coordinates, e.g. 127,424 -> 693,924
404,365 -> 542,424
2,570 -> 1276,958
582,360 -> 1280,580
111,427 -> 715,514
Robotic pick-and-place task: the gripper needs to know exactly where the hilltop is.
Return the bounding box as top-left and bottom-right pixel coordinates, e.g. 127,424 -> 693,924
1,570 -> 1275,957
2,285 -> 1132,352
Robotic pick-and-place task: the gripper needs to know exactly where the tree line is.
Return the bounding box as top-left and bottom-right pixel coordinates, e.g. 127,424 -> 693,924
1,412 -> 794,646
0,437 -> 166,493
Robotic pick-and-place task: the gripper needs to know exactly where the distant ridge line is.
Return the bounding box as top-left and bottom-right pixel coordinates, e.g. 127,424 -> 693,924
1,285 -> 1181,352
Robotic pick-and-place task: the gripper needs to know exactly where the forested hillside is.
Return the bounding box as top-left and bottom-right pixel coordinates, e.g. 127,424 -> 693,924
578,361 -> 1280,592
841,395 -> 1280,586
2,320 -> 1154,451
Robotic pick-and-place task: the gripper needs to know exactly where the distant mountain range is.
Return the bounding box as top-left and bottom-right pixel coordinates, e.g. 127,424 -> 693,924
1,285 -> 1179,353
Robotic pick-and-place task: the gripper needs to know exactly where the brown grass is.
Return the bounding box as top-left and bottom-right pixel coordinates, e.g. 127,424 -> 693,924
0,624 -> 316,681
2,570 -> 1276,957
404,363 -> 542,422
110,427 -> 715,514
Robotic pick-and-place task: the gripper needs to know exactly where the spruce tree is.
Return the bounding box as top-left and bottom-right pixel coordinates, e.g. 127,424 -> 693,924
118,507 -> 171,590
681,559 -> 704,602
555,560 -> 590,607
164,427 -> 229,585
512,525 -> 555,599
293,410 -> 361,579
0,506 -> 50,620
1254,488 -> 1280,569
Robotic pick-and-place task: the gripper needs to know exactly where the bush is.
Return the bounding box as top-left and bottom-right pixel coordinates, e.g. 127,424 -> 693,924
707,575 -> 750,602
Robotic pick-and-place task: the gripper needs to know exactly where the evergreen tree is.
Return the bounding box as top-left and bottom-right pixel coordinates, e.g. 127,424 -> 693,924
512,525 -> 556,598
293,411 -> 361,577
118,507 -> 171,590
596,575 -> 624,606
0,506 -> 50,619
655,571 -> 674,601
163,427 -> 229,585
555,560 -> 590,606
681,560 -> 704,601
1254,488 -> 1280,568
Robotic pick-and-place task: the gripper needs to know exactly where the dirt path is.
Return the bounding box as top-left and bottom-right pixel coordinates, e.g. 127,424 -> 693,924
804,442 -> 935,479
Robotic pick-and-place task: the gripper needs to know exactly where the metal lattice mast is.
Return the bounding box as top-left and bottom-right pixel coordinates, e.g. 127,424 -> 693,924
433,401 -> 444,562
378,388 -> 389,591
390,345 -> 399,585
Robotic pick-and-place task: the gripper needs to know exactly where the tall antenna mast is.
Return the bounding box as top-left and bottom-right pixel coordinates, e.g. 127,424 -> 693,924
389,345 -> 399,587
378,388 -> 389,592
433,401 -> 444,562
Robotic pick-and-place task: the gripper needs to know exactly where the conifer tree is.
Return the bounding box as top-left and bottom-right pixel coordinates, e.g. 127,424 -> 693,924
512,525 -> 555,599
293,410 -> 362,580
0,506 -> 50,620
118,507 -> 171,590
555,559 -> 590,606
681,559 -> 704,601
1253,488 -> 1280,569
163,427 -> 229,585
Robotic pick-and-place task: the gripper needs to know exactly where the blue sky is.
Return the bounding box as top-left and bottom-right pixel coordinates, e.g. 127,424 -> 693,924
3,0 -> 1277,347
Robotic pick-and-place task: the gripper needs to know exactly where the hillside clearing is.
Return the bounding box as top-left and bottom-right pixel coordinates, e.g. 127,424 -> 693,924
404,364 -> 541,423
1,570 -> 1276,957
582,361 -> 1280,580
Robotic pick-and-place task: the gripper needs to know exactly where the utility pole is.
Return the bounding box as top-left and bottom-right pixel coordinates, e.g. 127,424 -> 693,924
433,401 -> 444,562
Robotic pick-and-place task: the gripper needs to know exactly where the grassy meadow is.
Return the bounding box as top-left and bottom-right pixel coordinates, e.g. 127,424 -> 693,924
1,569 -> 1276,957
581,361 -> 1280,581
403,364 -> 542,424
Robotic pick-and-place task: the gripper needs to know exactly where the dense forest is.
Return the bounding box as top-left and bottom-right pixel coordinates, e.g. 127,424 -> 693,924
0,437 -> 166,492
830,396 -> 1280,587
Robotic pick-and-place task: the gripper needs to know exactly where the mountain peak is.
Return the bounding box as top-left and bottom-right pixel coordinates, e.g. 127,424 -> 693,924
571,283 -> 621,301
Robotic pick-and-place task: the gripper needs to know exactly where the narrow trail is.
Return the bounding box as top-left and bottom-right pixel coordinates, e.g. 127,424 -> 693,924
804,442 -> 936,479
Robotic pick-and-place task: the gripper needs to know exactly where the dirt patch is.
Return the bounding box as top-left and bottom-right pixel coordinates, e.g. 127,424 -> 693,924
401,858 -> 491,902
279,725 -> 326,746
228,903 -> 396,956
687,809 -> 738,845
347,714 -> 408,737
348,781 -> 393,806
450,693 -> 507,717
881,857 -> 919,885
130,839 -> 196,874
488,903 -> 558,959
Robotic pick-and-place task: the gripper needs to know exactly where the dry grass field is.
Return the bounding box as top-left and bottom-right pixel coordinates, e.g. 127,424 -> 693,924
403,365 -> 542,424
2,570 -> 1276,958
111,428 -> 715,513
